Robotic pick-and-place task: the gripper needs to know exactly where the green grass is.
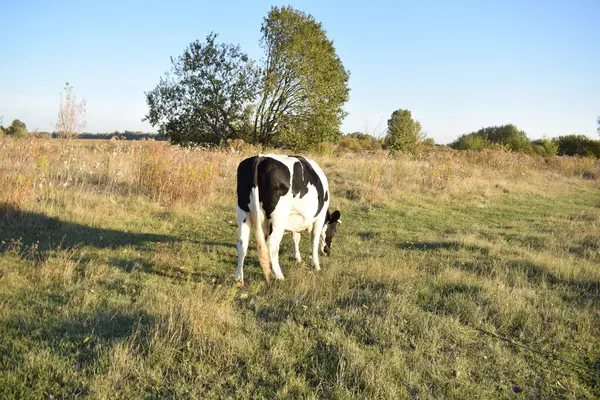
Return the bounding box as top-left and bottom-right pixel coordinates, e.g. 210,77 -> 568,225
1,150 -> 600,398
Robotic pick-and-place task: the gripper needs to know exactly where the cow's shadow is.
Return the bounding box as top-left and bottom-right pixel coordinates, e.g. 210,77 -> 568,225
0,203 -> 177,259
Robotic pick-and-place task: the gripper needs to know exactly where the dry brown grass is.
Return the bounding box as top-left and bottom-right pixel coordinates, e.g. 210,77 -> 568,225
1,137 -> 598,213
0,138 -> 227,210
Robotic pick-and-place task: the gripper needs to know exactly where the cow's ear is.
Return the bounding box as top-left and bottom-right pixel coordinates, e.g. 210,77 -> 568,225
330,210 -> 341,224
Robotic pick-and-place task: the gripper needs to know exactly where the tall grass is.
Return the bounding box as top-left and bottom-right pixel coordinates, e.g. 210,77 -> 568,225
1,137 -> 598,211
0,138 -> 226,210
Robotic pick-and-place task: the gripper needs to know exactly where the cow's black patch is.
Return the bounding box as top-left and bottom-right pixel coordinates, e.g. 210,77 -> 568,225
237,156 -> 291,218
257,157 -> 291,217
236,157 -> 256,212
290,156 -> 325,217
324,190 -> 329,202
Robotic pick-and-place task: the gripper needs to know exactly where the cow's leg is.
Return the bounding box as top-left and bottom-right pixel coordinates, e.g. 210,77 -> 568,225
310,220 -> 324,270
234,212 -> 251,284
292,231 -> 302,262
267,223 -> 286,280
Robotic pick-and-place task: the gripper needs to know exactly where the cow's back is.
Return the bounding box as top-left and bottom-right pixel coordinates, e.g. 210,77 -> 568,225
237,154 -> 330,226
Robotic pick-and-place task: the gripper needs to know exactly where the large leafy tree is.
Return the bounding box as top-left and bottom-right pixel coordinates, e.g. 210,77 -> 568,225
385,109 -> 425,154
253,6 -> 350,148
145,33 -> 260,145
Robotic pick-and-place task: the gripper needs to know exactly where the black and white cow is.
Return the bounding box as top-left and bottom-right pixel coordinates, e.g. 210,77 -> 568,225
235,154 -> 341,283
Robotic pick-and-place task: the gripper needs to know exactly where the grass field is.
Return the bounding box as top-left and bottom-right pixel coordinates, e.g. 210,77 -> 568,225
1,138 -> 599,399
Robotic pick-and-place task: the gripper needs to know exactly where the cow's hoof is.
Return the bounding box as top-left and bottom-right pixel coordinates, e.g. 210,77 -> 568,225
274,275 -> 285,281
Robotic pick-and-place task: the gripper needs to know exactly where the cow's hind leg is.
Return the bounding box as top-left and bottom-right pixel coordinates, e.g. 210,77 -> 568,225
235,213 -> 251,284
292,232 -> 302,262
267,223 -> 286,280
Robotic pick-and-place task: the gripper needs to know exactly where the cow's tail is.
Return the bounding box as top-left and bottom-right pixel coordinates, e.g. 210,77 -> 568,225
250,157 -> 271,282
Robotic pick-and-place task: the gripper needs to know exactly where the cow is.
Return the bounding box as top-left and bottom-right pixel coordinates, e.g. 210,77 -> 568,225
235,154 -> 341,284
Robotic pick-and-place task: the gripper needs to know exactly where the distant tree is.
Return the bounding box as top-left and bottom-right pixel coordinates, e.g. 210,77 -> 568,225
145,33 -> 260,145
6,119 -> 28,137
531,138 -> 558,158
338,132 -> 382,151
346,132 -> 374,141
254,6 -> 350,149
55,82 -> 87,139
484,124 -> 531,152
384,109 -> 425,154
555,135 -> 600,158
450,124 -> 531,153
422,137 -> 436,147
450,133 -> 489,151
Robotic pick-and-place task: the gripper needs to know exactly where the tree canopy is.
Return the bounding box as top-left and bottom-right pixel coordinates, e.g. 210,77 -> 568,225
555,135 -> 600,158
254,6 -> 349,149
145,33 -> 259,145
384,109 -> 425,154
450,124 -> 531,153
5,119 -> 27,137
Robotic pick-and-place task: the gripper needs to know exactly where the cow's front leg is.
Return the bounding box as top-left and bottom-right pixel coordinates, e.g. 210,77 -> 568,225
310,220 -> 322,270
292,231 -> 302,262
267,224 -> 286,280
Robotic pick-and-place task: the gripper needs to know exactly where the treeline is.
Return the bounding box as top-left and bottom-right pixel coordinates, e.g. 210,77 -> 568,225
337,118 -> 600,159
3,116 -> 600,159
0,120 -> 164,141
449,124 -> 600,158
77,131 -> 167,141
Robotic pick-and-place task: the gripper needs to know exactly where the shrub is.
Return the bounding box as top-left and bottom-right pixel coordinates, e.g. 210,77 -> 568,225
450,124 -> 532,153
338,133 -> 381,152
422,138 -> 436,147
531,138 -> 559,158
450,133 -> 489,151
6,119 -> 29,138
555,135 -> 600,158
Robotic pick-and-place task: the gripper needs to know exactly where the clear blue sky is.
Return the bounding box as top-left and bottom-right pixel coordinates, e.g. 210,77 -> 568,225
2,0 -> 598,143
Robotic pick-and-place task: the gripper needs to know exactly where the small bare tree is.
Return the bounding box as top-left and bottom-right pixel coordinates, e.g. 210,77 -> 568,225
55,82 -> 86,139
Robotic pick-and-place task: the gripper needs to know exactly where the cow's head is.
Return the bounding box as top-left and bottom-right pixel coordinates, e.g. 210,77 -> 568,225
321,210 -> 341,256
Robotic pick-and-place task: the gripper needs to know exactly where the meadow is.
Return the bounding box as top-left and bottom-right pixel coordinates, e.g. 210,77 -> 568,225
1,137 -> 599,399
